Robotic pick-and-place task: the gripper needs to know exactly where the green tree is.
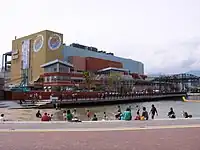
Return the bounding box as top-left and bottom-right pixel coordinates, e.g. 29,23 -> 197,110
83,71 -> 95,89
107,72 -> 122,92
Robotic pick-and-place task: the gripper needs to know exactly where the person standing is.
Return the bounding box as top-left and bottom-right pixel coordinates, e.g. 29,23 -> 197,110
149,104 -> 158,119
86,110 -> 92,120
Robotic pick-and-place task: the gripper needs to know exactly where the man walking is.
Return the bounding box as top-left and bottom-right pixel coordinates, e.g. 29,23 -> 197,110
149,104 -> 158,119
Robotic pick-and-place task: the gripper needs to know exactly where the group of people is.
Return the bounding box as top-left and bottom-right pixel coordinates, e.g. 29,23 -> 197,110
114,105 -> 157,121
62,109 -> 105,122
167,107 -> 192,119
62,109 -> 81,122
115,106 -> 132,121
35,104 -> 193,122
36,110 -> 53,121
115,105 -> 192,121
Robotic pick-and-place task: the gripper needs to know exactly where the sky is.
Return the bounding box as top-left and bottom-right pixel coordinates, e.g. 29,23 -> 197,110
1,0 -> 200,74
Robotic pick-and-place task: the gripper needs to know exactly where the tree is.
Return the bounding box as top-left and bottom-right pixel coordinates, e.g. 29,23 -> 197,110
83,71 -> 95,89
107,72 -> 122,92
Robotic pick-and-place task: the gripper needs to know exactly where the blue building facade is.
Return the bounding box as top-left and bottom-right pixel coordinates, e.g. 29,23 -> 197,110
62,45 -> 144,74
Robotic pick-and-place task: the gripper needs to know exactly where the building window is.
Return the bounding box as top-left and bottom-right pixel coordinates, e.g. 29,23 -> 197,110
44,77 -> 47,82
46,77 -> 50,82
52,76 -> 57,82
57,76 -> 63,81
63,76 -> 70,80
53,68 -> 57,72
60,67 -> 63,72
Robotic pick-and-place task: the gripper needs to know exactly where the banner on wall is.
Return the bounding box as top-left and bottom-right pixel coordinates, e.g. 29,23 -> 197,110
22,39 -> 30,69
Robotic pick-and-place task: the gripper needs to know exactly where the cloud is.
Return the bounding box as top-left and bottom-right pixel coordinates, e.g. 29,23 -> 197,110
144,37 -> 200,74
111,37 -> 200,74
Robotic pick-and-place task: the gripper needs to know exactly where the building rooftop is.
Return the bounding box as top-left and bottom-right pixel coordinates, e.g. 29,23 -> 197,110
3,51 -> 12,56
40,59 -> 74,68
97,67 -> 129,73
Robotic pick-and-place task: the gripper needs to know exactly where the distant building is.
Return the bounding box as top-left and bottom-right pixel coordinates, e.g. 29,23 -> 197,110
2,30 -> 145,90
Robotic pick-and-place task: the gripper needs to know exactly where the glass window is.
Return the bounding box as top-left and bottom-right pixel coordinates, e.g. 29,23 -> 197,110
60,67 -> 64,72
61,76 -> 64,80
44,77 -> 47,82
53,76 -> 57,82
58,76 -> 64,81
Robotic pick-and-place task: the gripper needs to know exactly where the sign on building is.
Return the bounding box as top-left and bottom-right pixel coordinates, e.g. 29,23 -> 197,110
22,40 -> 30,69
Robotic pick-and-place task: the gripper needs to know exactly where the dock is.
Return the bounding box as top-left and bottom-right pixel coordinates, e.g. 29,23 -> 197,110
37,92 -> 186,109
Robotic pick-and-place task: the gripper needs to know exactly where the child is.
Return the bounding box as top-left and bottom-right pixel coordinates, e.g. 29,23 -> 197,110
134,111 -> 140,120
0,114 -> 5,122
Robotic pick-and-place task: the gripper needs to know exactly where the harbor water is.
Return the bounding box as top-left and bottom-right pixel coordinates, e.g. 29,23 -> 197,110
0,96 -> 200,121
63,98 -> 200,120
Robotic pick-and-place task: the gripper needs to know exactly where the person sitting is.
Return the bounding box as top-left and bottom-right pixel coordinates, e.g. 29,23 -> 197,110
36,110 -> 42,118
92,114 -> 98,121
168,107 -> 176,118
121,108 -> 132,121
141,107 -> 149,120
183,111 -> 192,118
63,110 -> 67,121
48,114 -> 53,121
115,105 -> 122,120
72,109 -> 78,119
70,109 -> 81,122
103,112 -> 108,120
41,113 -> 50,121
0,114 -> 5,122
134,111 -> 140,120
66,110 -> 73,121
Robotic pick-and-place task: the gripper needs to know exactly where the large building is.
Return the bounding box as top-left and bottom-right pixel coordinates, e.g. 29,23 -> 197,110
3,30 -> 144,88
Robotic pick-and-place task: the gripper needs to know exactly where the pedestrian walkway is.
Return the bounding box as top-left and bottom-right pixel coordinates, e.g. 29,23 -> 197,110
0,118 -> 200,132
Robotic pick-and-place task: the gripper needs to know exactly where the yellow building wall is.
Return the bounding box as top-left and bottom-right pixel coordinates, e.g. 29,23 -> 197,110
10,30 -> 64,85
45,30 -> 63,63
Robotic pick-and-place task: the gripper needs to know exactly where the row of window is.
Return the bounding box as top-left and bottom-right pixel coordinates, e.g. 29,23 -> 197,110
44,67 -> 70,73
44,76 -> 83,83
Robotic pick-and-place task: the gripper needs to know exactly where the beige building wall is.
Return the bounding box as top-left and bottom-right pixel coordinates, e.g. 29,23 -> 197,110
10,30 -> 64,85
45,30 -> 63,63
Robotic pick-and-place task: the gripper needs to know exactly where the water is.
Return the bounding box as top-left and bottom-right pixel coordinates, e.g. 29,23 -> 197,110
0,101 -> 23,109
60,96 -> 200,120
1,96 -> 200,121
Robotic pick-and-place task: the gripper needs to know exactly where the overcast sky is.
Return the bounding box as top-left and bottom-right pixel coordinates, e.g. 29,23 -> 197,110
1,0 -> 200,74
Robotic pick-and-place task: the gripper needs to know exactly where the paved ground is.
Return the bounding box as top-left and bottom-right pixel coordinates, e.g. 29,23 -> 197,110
0,119 -> 199,150
0,119 -> 200,131
0,127 -> 199,150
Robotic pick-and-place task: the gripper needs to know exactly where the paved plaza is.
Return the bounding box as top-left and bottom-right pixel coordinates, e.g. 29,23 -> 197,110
0,119 -> 199,150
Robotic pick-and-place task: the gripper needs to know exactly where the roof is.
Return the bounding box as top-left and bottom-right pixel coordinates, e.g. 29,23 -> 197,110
40,59 -> 74,68
97,67 -> 129,72
3,51 -> 12,55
